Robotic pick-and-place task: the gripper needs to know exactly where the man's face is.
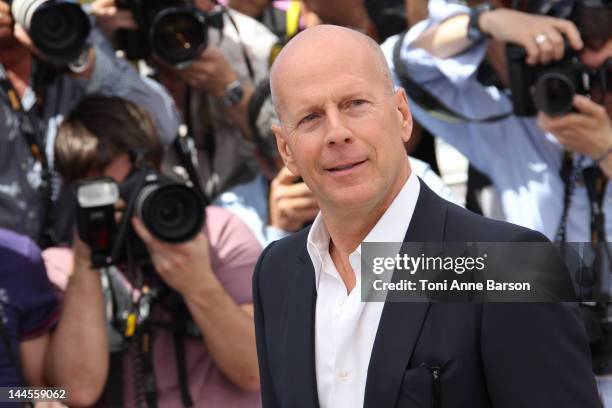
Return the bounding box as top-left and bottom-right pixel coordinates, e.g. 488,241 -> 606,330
101,153 -> 133,184
272,32 -> 413,212
580,38 -> 612,116
194,0 -> 214,12
0,0 -> 18,49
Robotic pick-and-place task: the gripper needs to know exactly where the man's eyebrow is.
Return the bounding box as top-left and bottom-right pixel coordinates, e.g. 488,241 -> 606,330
291,91 -> 373,117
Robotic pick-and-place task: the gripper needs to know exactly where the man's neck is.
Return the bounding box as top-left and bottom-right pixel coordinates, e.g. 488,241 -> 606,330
322,163 -> 412,293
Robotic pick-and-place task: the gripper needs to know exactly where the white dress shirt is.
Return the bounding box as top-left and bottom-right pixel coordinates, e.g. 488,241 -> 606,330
307,170 -> 421,408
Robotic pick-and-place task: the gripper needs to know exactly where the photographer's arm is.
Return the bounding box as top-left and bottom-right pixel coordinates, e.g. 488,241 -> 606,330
132,218 -> 260,391
75,28 -> 181,145
413,8 -> 582,64
175,46 -> 255,140
42,239 -> 108,406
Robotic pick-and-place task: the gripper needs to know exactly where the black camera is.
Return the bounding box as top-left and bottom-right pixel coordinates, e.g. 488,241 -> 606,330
10,0 -> 91,65
116,0 -> 223,67
506,43 -> 610,117
76,167 -> 205,268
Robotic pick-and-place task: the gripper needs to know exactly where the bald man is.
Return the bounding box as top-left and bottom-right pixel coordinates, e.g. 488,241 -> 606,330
252,25 -> 600,408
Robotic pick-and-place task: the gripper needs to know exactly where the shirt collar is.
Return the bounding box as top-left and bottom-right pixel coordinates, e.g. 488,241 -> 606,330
307,169 -> 421,290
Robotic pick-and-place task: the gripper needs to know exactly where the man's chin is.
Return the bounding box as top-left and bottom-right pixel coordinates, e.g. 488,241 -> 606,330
325,188 -> 379,212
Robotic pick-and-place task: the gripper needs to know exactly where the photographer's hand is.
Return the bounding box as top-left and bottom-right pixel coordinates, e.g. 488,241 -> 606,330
479,9 -> 583,65
269,166 -> 319,232
131,217 -> 260,391
131,217 -> 217,296
91,0 -> 137,39
169,46 -> 255,138
177,46 -> 239,97
538,95 -> 612,175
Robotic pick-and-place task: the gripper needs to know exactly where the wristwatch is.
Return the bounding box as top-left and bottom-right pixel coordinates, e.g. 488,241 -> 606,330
467,3 -> 493,42
222,80 -> 244,107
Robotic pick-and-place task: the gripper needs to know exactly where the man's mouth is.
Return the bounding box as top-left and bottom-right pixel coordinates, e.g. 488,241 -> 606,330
326,159 -> 367,172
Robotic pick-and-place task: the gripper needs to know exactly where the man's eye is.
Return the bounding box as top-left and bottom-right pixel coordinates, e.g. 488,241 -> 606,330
350,99 -> 368,107
300,114 -> 319,125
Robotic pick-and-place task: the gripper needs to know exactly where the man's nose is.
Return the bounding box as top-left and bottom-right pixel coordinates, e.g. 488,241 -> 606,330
324,109 -> 353,146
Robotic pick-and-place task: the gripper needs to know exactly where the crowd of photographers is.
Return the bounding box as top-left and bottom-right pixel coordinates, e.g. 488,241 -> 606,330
0,0 -> 611,406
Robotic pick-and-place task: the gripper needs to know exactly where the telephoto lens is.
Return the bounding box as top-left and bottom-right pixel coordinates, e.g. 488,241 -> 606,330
11,0 -> 90,65
150,7 -> 208,66
135,181 -> 205,243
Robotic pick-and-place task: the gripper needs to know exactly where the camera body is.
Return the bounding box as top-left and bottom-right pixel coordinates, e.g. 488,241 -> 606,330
116,0 -> 223,67
76,169 -> 205,269
506,43 -> 593,116
10,0 -> 90,65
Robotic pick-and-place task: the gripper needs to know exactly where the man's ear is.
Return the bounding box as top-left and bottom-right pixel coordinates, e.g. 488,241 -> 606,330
395,88 -> 413,143
272,124 -> 300,176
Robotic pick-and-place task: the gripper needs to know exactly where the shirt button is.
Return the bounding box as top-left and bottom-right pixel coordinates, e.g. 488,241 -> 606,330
338,371 -> 350,382
338,298 -> 345,307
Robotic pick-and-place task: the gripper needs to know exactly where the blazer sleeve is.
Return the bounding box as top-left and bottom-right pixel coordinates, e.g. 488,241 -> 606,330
480,302 -> 600,407
253,242 -> 281,408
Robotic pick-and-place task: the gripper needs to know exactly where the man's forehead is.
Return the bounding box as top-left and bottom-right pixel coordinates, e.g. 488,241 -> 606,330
274,26 -> 371,67
270,25 -> 393,119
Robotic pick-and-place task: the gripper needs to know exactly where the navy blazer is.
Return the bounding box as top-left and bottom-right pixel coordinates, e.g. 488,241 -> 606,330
253,179 -> 600,408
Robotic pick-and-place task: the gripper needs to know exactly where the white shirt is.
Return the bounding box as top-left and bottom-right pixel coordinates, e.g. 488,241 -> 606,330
307,170 -> 421,408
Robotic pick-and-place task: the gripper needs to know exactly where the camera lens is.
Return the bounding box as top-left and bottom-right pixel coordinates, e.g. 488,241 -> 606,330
12,0 -> 91,64
136,183 -> 204,243
150,8 -> 207,66
533,72 -> 576,116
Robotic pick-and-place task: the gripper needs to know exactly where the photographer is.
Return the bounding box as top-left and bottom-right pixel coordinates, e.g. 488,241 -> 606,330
55,96 -> 262,407
91,0 -> 278,199
383,0 -> 612,243
382,0 -> 612,400
0,0 -> 180,247
0,228 -> 107,406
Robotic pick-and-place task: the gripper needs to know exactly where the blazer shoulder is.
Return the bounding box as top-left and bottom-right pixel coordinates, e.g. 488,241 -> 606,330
263,226 -> 310,261
254,226 -> 311,289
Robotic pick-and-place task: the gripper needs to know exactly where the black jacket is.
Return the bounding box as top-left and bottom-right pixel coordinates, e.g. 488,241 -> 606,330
253,179 -> 600,408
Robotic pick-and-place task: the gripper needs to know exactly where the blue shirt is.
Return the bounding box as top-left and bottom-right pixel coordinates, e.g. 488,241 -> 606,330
0,228 -> 58,388
381,0 -> 612,242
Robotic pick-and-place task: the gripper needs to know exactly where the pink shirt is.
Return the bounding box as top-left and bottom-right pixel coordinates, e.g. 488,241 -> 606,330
45,206 -> 263,407
122,206 -> 262,407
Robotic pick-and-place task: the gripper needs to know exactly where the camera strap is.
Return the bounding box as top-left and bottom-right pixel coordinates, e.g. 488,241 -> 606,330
556,151 -> 612,301
392,31 -> 513,124
184,86 -> 216,201
222,6 -> 255,83
0,61 -> 55,248
555,152 -> 610,244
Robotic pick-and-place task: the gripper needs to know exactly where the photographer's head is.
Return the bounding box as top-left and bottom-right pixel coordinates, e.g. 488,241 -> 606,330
573,3 -> 612,113
55,96 -> 162,183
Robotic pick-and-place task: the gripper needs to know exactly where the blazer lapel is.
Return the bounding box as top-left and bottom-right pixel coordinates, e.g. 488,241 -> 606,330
282,248 -> 320,408
364,179 -> 447,408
